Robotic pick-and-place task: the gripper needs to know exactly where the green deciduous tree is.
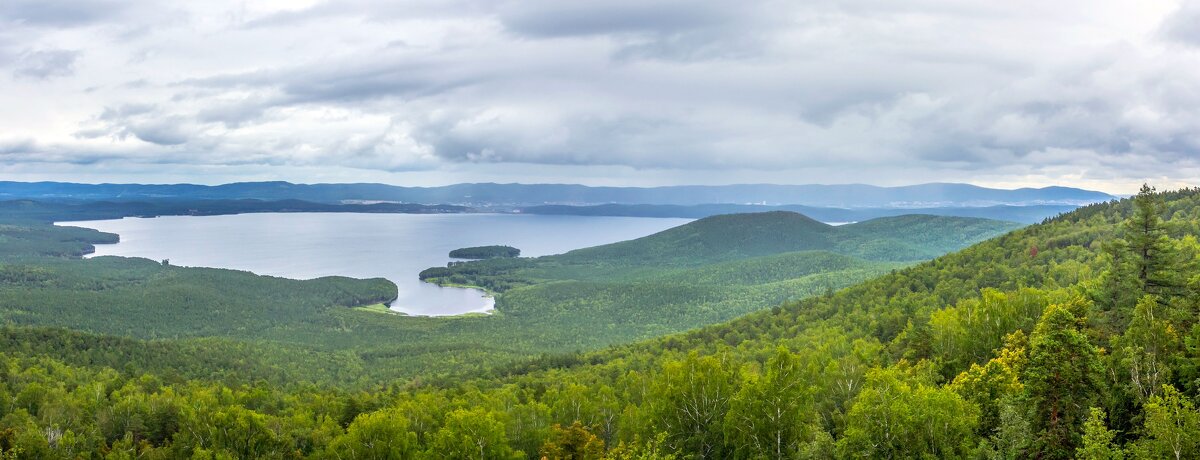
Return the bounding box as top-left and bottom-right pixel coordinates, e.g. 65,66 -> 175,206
648,352 -> 736,459
1131,385 -> 1200,460
538,422 -> 604,460
950,331 -> 1028,435
429,408 -> 520,460
604,433 -> 678,460
1115,295 -> 1181,404
326,409 -> 419,460
1077,407 -> 1123,460
987,399 -> 1034,460
931,289 -> 1046,377
836,366 -> 980,459
723,347 -> 820,459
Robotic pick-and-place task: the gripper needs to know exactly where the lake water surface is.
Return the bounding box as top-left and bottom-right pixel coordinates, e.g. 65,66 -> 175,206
66,213 -> 692,316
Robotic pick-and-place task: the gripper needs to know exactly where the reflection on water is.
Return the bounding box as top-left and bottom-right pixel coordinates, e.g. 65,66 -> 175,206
66,213 -> 691,316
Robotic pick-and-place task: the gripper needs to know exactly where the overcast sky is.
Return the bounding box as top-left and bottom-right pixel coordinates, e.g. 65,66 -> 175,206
1,0 -> 1198,193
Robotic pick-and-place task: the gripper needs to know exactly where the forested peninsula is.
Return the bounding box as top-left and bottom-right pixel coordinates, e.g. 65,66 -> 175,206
449,245 -> 521,259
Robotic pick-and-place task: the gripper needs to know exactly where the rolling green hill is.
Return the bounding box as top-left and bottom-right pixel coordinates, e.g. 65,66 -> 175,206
563,211 -> 1019,264
421,212 -> 1020,289
558,211 -> 840,266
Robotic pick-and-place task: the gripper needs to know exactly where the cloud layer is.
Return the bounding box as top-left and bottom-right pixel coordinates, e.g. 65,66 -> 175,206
0,0 -> 1197,192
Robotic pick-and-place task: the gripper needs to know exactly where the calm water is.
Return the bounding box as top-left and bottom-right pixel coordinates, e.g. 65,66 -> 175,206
64,213 -> 691,316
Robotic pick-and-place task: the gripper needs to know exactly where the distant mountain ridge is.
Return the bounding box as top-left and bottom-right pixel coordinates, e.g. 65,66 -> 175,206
0,199 -> 466,223
518,203 -> 1077,224
0,181 -> 1114,208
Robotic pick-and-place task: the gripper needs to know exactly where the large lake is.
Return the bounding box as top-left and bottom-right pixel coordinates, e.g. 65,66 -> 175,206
67,213 -> 692,316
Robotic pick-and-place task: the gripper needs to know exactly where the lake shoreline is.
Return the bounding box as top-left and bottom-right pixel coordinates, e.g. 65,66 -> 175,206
57,212 -> 691,317
60,217 -> 498,318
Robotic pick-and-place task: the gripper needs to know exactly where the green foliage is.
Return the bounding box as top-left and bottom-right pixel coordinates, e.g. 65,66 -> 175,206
949,331 -> 1027,435
0,256 -> 396,339
1025,299 -> 1104,459
430,408 -> 521,459
1078,407 -> 1123,460
648,352 -> 736,458
931,288 -> 1048,377
1130,385 -> 1200,460
326,409 -> 419,459
1113,295 -> 1182,404
539,422 -> 605,460
603,433 -> 678,460
837,366 -> 980,459
1124,185 -> 1180,299
723,347 -> 820,459
987,400 -> 1034,460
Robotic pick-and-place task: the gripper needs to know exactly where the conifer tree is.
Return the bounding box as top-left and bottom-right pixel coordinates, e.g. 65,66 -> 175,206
1124,185 -> 1178,299
1025,300 -> 1105,459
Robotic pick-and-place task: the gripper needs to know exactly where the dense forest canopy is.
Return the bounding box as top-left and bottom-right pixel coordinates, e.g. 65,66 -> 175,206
2,188 -> 1198,458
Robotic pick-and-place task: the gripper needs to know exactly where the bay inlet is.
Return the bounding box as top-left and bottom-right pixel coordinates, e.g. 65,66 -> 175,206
66,213 -> 692,316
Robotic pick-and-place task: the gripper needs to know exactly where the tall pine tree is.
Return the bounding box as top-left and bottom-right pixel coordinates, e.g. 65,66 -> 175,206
1124,185 -> 1178,300
1024,300 -> 1104,459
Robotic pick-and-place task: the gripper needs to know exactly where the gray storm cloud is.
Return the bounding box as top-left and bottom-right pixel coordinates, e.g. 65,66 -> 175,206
11,49 -> 79,79
0,0 -> 129,27
0,0 -> 1197,191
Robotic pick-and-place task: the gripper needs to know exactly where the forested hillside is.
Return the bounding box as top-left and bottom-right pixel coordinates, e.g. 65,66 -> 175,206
421,212 -> 1018,287
416,213 -> 1015,353
0,186 -> 1190,458
561,212 -> 1019,263
0,210 -> 1013,387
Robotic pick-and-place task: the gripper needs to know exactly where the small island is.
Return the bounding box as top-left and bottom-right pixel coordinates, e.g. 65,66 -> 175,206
448,245 -> 521,260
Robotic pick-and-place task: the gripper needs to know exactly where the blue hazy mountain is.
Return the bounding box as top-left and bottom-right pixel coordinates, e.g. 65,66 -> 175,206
0,181 -> 1114,208
517,203 -> 1080,224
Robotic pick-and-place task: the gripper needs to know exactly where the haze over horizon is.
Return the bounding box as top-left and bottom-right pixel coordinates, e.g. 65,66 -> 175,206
4,1 -> 1200,195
